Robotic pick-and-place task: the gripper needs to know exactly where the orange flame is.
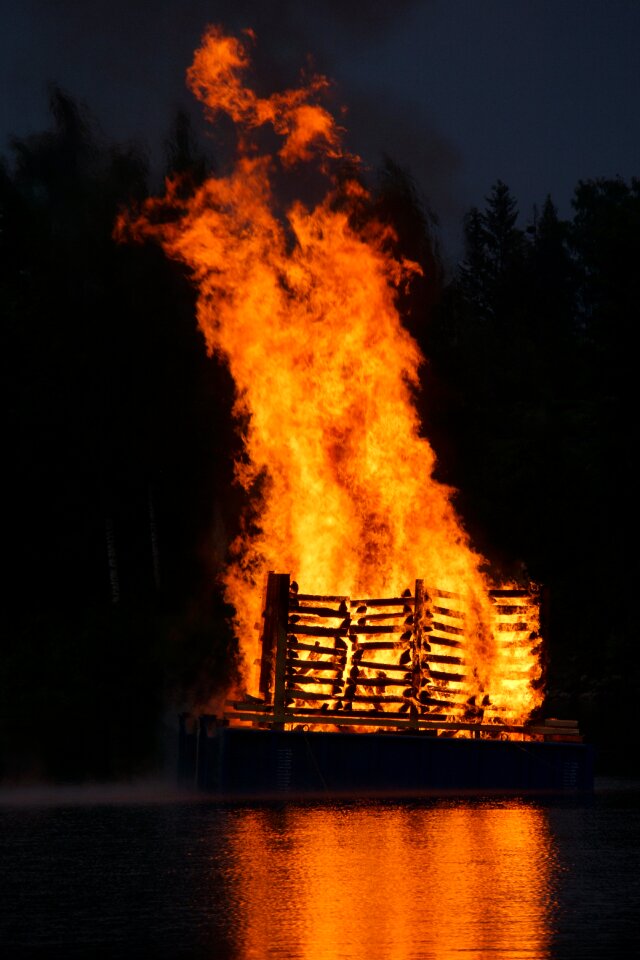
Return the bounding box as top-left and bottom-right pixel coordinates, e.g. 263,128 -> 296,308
116,27 -> 543,725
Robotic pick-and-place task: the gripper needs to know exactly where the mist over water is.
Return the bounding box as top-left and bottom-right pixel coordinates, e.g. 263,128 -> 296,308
1,778 -> 639,959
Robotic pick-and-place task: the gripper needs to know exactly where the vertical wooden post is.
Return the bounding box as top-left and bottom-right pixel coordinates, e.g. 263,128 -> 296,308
410,579 -> 425,730
271,573 -> 291,730
259,572 -> 278,701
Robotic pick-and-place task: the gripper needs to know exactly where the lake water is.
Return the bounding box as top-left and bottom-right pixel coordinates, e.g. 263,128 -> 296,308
1,778 -> 639,959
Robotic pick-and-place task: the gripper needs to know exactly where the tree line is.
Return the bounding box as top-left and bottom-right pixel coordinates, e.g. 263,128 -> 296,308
2,90 -> 638,779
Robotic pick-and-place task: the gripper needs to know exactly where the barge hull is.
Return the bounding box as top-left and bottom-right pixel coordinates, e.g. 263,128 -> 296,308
181,725 -> 594,797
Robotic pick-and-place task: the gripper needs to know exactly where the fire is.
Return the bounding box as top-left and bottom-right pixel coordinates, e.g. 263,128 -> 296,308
117,26 -> 543,728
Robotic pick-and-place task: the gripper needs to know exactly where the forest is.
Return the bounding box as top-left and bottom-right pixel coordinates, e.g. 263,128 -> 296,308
2,90 -> 639,780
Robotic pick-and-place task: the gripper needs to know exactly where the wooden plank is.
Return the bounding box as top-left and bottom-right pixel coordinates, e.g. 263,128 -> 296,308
425,653 -> 465,665
272,573 -> 291,728
432,606 -> 465,620
356,640 -> 406,651
350,596 -> 414,607
296,593 -> 348,602
290,605 -> 347,619
349,676 -> 408,688
349,694 -> 408,703
290,624 -> 348,638
284,690 -> 340,701
223,709 -> 539,736
427,635 -> 463,649
428,669 -> 466,683
494,604 -> 531,615
496,622 -> 529,632
430,620 -> 465,636
286,659 -> 344,672
286,675 -> 343,686
349,624 -> 403,635
290,640 -> 345,656
355,611 -> 408,622
258,572 -> 278,700
356,659 -> 409,672
488,589 -> 533,598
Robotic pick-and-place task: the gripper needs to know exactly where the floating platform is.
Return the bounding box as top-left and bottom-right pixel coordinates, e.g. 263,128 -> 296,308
180,574 -> 593,798
179,721 -> 594,798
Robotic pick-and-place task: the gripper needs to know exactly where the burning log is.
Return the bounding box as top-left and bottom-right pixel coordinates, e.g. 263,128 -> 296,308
255,573 -> 543,737
429,621 -> 465,636
488,589 -> 533,598
289,624 -> 348,638
289,640 -> 345,655
290,605 -> 350,619
355,611 -> 408,622
297,593 -> 349,603
427,635 -> 463,649
286,659 -> 344,672
428,669 -> 466,683
350,596 -> 415,607
426,653 -> 465,665
355,640 -> 407,651
356,659 -> 410,672
432,606 -> 464,620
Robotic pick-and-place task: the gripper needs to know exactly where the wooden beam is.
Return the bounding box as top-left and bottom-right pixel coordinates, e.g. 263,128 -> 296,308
350,596 -> 414,607
429,621 -> 465,636
290,624 -> 348,638
290,639 -> 346,655
271,572 -> 291,729
296,593 -> 348,602
290,605 -> 348,619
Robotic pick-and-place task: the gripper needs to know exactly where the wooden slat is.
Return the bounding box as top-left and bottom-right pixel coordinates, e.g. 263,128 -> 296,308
296,593 -> 349,602
272,573 -> 291,727
258,572 -> 279,699
425,653 -> 465,665
224,709 -> 543,737
429,621 -> 465,636
350,596 -> 413,607
356,611 -> 408,622
489,589 -> 533,598
426,635 -> 463,649
356,659 -> 409,673
286,675 -> 342,686
286,659 -> 344,672
284,690 -> 341,701
347,694 -> 408,703
432,606 -> 465,620
290,624 -> 348,638
290,605 -> 347,619
349,624 -> 403,635
356,640 -> 406,651
428,669 -> 466,683
350,676 -> 408,688
290,640 -> 345,656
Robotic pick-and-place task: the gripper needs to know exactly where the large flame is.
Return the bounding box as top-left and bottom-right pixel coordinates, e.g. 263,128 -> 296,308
117,26 -> 543,724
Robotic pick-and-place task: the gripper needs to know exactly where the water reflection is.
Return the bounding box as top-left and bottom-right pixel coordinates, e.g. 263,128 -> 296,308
219,801 -> 556,960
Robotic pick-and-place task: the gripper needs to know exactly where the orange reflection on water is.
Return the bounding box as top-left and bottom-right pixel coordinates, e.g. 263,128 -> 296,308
221,801 -> 555,960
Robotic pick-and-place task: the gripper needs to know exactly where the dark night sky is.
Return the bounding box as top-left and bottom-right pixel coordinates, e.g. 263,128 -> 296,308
2,1 -> 639,262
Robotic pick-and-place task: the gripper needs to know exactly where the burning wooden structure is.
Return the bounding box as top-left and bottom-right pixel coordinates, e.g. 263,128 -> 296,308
228,572 -> 553,736
177,573 -> 593,796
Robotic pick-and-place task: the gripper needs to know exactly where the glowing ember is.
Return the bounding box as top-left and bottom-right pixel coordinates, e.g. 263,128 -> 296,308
117,26 -> 543,728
